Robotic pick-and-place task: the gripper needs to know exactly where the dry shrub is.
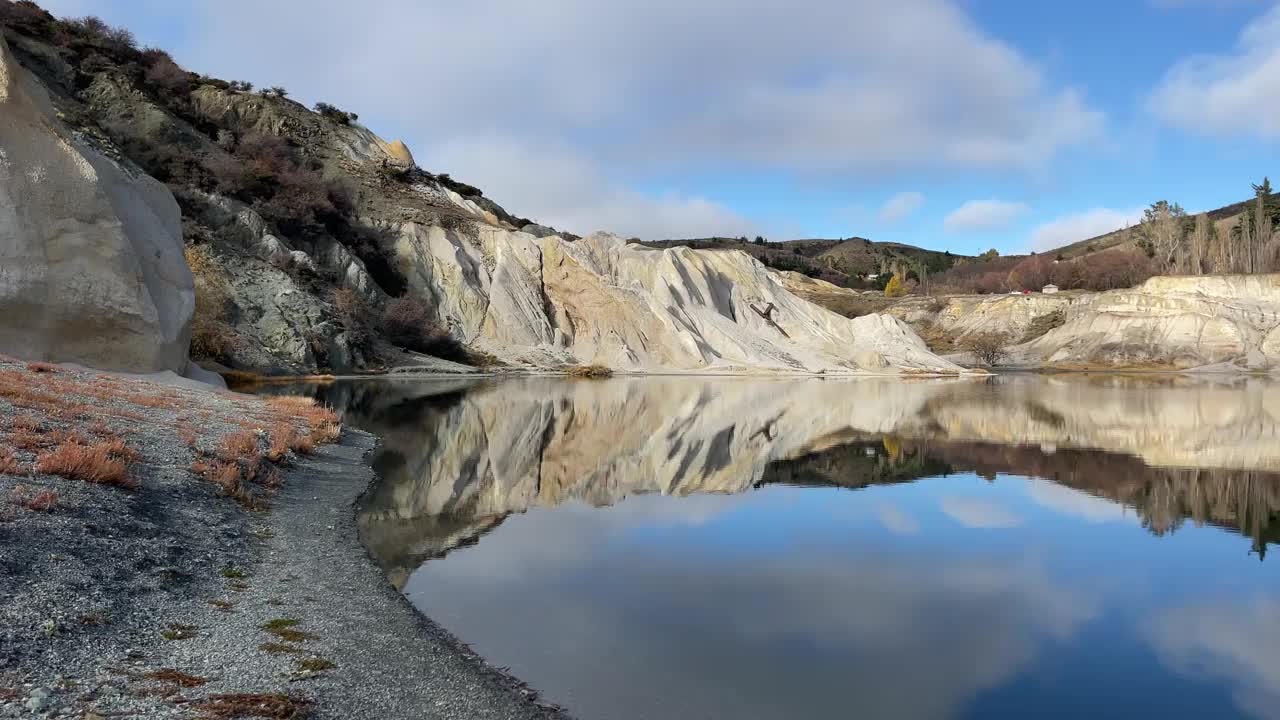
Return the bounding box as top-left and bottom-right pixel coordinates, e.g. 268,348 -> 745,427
218,430 -> 261,463
35,440 -> 136,489
10,485 -> 57,512
192,693 -> 312,719
48,429 -> 91,446
379,296 -> 471,363
268,423 -> 310,461
265,396 -> 340,445
11,415 -> 40,432
178,424 -> 198,448
144,669 -> 207,688
185,246 -> 243,363
566,364 -> 613,378
9,429 -> 48,451
126,393 -> 181,410
0,448 -> 21,475
25,362 -> 58,373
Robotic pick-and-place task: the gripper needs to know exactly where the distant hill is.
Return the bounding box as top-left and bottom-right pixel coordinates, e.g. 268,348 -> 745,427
1047,192 -> 1280,261
640,236 -> 967,289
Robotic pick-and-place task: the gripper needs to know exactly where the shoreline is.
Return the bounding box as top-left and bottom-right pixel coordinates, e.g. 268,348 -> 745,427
0,363 -> 569,719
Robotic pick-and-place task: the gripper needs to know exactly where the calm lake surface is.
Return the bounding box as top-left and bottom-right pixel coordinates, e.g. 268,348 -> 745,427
282,374 -> 1280,720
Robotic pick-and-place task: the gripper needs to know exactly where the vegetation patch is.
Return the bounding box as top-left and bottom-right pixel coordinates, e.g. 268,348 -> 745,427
160,623 -> 198,641
566,364 -> 613,378
258,642 -> 306,655
295,657 -> 335,673
145,669 -> 208,688
192,692 -> 313,719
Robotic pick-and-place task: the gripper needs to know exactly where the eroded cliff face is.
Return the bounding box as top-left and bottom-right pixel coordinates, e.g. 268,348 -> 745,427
0,34 -> 193,374
385,227 -> 962,373
1019,275 -> 1280,370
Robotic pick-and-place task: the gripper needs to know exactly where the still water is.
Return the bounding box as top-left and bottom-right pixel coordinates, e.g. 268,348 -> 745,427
292,374 -> 1280,720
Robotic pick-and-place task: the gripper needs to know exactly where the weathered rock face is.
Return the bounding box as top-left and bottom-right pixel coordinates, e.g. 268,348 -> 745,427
0,35 -> 193,373
388,228 -> 962,373
1020,275 -> 1280,370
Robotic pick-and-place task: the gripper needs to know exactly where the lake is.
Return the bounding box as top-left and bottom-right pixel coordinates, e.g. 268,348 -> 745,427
282,374 -> 1280,720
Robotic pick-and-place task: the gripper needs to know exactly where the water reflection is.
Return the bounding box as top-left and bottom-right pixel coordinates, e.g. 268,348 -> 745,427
278,374 -> 1280,720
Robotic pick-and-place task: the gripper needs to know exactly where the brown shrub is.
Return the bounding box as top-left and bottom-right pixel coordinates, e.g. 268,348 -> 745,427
379,297 -> 471,363
11,415 -> 40,432
185,246 -> 244,363
265,396 -> 341,445
9,429 -> 48,451
0,448 -> 20,475
217,430 -> 261,464
192,693 -> 312,719
191,460 -> 242,496
145,669 -> 207,688
143,54 -> 189,95
566,364 -> 613,378
35,440 -> 136,489
330,288 -> 371,349
25,361 -> 58,373
10,485 -> 57,512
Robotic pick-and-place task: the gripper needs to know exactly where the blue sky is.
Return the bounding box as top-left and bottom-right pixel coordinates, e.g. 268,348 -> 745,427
37,0 -> 1280,254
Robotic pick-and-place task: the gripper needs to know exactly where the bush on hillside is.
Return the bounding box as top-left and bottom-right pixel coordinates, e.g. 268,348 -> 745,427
185,246 -> 243,363
379,297 -> 471,363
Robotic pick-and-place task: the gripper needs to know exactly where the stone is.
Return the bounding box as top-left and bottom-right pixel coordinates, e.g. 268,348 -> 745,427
25,687 -> 51,713
0,34 -> 194,374
382,139 -> 415,166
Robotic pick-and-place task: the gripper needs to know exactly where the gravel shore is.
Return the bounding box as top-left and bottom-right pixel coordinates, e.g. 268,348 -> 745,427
0,361 -> 568,719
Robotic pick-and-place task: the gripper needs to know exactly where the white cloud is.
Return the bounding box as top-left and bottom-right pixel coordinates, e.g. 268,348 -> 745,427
879,192 -> 926,224
1144,599 -> 1280,719
1024,479 -> 1134,524
876,502 -> 921,535
1148,4 -> 1280,137
940,496 -> 1024,528
432,136 -> 756,239
1027,207 -> 1145,251
943,199 -> 1030,233
40,0 -> 1104,237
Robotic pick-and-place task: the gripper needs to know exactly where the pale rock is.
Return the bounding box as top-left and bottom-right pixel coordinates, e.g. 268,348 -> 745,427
1021,275 -> 1280,369
388,229 -> 963,374
0,34 -> 193,374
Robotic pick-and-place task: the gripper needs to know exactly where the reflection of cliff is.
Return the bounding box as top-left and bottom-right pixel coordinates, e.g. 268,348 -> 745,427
303,374 -> 1280,580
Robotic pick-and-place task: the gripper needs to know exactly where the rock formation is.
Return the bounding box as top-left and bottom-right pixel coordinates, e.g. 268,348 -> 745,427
0,34 -> 194,374
1019,274 -> 1280,370
387,227 -> 962,373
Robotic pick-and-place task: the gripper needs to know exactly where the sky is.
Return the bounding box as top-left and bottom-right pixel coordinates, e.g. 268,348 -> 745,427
35,0 -> 1280,255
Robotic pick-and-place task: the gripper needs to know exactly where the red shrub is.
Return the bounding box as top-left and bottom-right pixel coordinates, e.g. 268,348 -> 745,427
11,485 -> 57,512
35,440 -> 136,489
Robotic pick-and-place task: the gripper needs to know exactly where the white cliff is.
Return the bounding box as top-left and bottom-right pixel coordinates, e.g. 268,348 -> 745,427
0,34 -> 194,374
388,228 -> 962,374
1020,275 -> 1280,370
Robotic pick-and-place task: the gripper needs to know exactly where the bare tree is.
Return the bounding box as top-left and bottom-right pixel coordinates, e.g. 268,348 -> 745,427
1134,201 -> 1189,272
1189,213 -> 1209,275
966,333 -> 1009,367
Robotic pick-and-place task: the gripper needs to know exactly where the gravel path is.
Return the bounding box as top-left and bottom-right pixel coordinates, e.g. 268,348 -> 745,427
0,361 -> 569,719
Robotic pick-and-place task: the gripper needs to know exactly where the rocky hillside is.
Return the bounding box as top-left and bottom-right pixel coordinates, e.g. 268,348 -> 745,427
644,236 -> 965,289
0,2 -> 965,377
788,271 -> 1280,372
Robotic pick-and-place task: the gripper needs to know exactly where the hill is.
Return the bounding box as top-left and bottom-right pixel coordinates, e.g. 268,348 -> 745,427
1047,192 -> 1280,261
641,236 -> 966,289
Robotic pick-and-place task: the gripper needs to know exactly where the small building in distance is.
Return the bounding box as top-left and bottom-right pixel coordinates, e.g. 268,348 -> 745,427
1042,284 -> 1060,294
